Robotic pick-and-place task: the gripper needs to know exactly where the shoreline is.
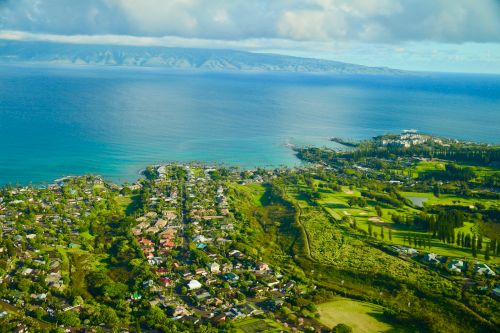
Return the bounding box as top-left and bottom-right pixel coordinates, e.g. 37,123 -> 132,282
2,131 -> 499,187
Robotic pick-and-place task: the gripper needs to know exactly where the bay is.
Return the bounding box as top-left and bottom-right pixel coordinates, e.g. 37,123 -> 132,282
1,64 -> 499,185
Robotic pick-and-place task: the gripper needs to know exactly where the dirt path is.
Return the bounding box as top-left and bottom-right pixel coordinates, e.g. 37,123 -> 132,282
288,196 -> 314,261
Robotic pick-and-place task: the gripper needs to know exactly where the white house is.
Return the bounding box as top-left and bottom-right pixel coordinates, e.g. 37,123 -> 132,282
193,235 -> 210,243
448,260 -> 464,273
423,253 -> 441,265
209,262 -> 220,274
474,263 -> 496,276
188,279 -> 202,290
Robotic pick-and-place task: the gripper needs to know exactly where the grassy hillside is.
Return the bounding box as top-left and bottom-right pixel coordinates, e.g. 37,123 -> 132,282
230,173 -> 498,333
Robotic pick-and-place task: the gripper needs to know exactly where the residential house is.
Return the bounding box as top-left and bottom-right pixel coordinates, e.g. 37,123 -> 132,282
159,277 -> 173,287
448,260 -> 464,274
173,305 -> 190,317
474,263 -> 496,276
209,262 -> 220,274
423,253 -> 442,265
188,279 -> 202,290
256,262 -> 269,271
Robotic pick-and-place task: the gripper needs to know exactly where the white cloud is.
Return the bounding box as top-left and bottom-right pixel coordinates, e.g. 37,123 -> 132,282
0,29 -> 339,52
1,0 -> 499,43
116,0 -> 199,35
278,10 -> 330,40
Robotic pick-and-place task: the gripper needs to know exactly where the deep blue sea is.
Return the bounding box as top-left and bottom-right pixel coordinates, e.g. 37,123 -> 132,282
1,64 -> 499,185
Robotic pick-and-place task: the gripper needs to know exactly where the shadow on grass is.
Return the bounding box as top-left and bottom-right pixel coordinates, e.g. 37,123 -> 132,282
367,310 -> 419,333
324,202 -> 349,209
125,194 -> 141,215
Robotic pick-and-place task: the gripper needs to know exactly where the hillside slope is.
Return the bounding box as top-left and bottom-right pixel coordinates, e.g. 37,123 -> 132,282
0,40 -> 403,74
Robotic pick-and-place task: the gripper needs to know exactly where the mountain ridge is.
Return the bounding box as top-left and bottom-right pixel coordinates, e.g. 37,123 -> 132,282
0,39 -> 404,74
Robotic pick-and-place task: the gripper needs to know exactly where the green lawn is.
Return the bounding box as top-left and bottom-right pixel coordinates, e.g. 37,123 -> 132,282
316,187 -> 499,264
411,160 -> 498,178
413,161 -> 446,172
117,194 -> 141,215
234,318 -> 289,333
353,215 -> 498,263
401,191 -> 497,208
116,195 -> 133,208
317,298 -> 411,333
230,183 -> 266,207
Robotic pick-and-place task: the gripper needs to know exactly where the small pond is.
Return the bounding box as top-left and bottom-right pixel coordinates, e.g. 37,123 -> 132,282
406,196 -> 428,207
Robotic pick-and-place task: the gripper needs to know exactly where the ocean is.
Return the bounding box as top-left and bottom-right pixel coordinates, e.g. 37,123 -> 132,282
1,64 -> 499,185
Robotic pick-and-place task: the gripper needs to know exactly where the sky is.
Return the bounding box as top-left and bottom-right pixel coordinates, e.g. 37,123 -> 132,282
0,0 -> 500,73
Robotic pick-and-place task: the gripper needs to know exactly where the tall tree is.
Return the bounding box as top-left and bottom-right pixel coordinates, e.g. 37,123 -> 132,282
472,235 -> 477,258
464,234 -> 471,248
490,239 -> 497,256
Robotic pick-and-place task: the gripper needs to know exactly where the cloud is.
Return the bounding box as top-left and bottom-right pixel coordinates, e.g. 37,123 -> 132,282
0,0 -> 499,43
0,29 -> 322,51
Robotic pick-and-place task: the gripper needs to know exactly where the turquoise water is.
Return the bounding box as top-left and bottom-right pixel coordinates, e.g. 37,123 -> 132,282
1,65 -> 499,185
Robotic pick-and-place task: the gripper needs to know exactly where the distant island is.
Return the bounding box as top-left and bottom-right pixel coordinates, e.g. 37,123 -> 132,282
0,132 -> 498,332
0,39 -> 405,75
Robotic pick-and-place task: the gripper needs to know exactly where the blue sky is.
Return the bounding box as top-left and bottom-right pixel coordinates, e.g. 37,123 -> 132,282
1,0 -> 500,73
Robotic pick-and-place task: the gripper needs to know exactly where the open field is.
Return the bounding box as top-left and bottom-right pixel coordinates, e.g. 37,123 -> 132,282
317,298 -> 410,333
230,183 -> 266,208
407,160 -> 499,178
116,195 -> 133,208
314,185 -> 500,264
357,213 -> 497,264
117,194 -> 141,215
400,191 -> 498,208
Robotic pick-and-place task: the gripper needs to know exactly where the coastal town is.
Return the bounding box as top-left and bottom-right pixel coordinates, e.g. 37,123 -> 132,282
1,1 -> 499,332
0,166 -> 319,332
129,165 -> 296,323
0,133 -> 498,332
